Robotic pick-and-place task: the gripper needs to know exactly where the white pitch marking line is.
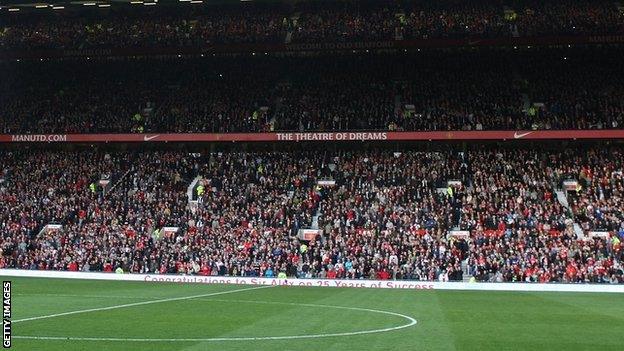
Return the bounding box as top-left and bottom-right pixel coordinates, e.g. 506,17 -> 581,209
13,300 -> 418,342
14,293 -> 153,300
12,285 -> 272,323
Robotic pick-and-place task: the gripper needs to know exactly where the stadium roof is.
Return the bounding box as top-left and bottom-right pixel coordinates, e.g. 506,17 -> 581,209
0,0 -> 283,13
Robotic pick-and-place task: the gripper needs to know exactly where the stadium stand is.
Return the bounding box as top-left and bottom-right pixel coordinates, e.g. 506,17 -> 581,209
0,0 -> 622,287
0,148 -> 622,283
1,0 -> 623,50
1,48 -> 623,134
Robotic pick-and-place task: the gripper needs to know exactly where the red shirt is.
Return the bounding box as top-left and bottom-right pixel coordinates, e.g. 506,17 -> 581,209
200,265 -> 211,276
103,263 -> 112,272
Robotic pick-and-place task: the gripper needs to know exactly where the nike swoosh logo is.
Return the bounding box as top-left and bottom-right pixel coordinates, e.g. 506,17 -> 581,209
143,135 -> 159,141
513,131 -> 533,139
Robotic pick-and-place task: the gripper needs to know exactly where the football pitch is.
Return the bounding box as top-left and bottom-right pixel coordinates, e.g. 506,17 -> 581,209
4,277 -> 624,351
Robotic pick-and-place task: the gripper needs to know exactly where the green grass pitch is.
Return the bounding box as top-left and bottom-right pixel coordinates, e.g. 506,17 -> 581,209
5,276 -> 623,351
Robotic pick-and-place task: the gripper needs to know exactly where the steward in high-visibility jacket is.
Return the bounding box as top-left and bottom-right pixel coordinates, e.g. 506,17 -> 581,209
196,184 -> 205,197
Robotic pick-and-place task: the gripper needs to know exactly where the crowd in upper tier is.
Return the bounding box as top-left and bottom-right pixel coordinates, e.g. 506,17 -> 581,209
0,0 -> 622,50
1,49 -> 622,134
0,147 -> 622,283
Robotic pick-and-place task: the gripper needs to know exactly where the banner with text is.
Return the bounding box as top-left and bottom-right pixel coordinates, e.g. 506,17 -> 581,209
1,35 -> 623,60
1,130 -> 624,144
0,269 -> 622,293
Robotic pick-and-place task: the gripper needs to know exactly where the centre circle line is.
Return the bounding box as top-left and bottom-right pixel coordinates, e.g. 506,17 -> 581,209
14,299 -> 417,342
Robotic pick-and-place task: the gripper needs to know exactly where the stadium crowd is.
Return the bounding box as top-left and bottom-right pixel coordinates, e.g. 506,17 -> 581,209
1,0 -> 623,50
0,0 -> 622,285
0,3 -> 291,50
1,49 -> 623,134
0,147 -> 622,283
